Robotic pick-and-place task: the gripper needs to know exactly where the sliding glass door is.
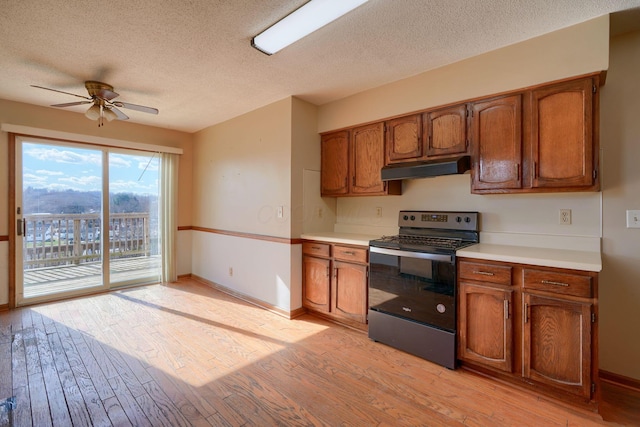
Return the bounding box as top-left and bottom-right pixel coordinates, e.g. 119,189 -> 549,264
15,137 -> 161,305
108,150 -> 161,287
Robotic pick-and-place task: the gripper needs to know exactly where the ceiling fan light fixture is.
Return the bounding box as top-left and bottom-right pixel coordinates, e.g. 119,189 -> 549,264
85,104 -> 101,120
103,108 -> 118,122
252,0 -> 369,55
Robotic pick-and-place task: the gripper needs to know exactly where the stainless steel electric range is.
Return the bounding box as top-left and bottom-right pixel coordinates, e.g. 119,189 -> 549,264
368,210 -> 479,369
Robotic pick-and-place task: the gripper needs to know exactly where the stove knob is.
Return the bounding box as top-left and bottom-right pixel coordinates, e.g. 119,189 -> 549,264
464,217 -> 471,223
403,215 -> 409,221
410,215 -> 416,221
456,216 -> 462,223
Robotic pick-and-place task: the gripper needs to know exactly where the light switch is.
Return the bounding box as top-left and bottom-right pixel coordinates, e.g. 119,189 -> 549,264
626,210 -> 640,228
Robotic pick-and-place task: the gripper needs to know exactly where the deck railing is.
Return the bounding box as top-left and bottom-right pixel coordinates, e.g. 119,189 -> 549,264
23,212 -> 156,269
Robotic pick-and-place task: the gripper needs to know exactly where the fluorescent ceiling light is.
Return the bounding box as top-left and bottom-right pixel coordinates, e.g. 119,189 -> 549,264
252,0 -> 369,55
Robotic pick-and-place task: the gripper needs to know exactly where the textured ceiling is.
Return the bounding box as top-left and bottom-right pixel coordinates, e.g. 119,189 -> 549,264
1,0 -> 640,133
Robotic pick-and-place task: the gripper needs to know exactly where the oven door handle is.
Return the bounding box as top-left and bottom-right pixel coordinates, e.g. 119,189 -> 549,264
370,246 -> 453,263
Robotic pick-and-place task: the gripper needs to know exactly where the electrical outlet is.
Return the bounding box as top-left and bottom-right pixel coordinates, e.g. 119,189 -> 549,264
626,210 -> 640,228
317,207 -> 323,218
559,209 -> 572,225
375,207 -> 382,218
229,267 -> 233,276
277,206 -> 283,219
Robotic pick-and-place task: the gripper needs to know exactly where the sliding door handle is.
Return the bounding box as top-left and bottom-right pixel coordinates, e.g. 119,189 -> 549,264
16,218 -> 24,236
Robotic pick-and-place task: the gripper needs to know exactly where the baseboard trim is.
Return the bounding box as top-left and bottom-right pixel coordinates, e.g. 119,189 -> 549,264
599,370 -> 640,392
0,303 -> 8,312
188,274 -> 306,320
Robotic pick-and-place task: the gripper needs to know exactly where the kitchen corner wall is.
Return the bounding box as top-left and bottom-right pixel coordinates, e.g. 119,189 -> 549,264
191,97 -> 319,312
312,15 -> 640,382
315,16 -> 640,381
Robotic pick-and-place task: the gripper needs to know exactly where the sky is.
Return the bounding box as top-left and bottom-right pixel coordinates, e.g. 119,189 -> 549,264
22,141 -> 160,195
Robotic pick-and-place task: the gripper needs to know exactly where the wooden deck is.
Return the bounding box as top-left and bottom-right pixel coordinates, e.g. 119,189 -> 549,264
23,256 -> 161,298
0,278 -> 638,426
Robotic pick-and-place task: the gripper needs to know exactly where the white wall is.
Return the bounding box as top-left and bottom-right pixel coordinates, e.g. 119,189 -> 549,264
192,98 -> 293,237
600,29 -> 640,380
318,17 -> 609,133
191,232 -> 298,311
191,97 -> 314,312
334,175 -> 602,249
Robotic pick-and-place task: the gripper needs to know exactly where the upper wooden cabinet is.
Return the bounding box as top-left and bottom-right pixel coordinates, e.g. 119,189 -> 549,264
385,105 -> 469,164
321,130 -> 349,196
471,95 -> 523,191
531,78 -> 595,188
321,124 -> 401,197
351,123 -> 386,195
385,114 -> 423,163
472,76 -> 600,193
321,73 -> 601,196
424,104 -> 469,158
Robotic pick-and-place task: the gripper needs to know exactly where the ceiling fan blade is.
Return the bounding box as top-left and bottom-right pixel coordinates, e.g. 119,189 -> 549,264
112,101 -> 158,115
110,106 -> 129,120
31,85 -> 91,100
51,101 -> 93,108
97,88 -> 119,101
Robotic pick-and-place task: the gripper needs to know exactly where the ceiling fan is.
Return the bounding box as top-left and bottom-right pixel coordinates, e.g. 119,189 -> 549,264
31,81 -> 159,127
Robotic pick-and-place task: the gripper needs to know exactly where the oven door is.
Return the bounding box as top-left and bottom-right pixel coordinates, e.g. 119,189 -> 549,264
368,247 -> 456,332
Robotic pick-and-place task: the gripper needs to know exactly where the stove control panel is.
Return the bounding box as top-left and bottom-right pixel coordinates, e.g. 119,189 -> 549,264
398,211 -> 479,231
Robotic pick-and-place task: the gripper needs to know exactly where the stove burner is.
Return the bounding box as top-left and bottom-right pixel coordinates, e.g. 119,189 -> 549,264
376,235 -> 464,250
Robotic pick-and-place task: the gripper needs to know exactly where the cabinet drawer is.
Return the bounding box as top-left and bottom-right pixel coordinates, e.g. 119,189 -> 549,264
523,269 -> 593,298
302,242 -> 330,258
459,261 -> 512,286
333,245 -> 368,264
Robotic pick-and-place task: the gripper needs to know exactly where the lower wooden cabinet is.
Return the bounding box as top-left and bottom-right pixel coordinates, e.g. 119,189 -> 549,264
302,255 -> 330,313
458,282 -> 513,373
302,241 -> 368,328
523,293 -> 593,399
458,258 -> 598,408
332,260 -> 368,323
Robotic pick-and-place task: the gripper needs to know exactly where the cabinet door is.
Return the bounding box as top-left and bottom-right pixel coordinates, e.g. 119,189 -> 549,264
351,123 -> 386,195
424,104 -> 468,158
531,78 -> 595,188
523,293 -> 592,399
302,256 -> 331,313
471,95 -> 523,191
332,261 -> 367,323
458,282 -> 513,372
385,114 -> 423,163
321,131 -> 350,196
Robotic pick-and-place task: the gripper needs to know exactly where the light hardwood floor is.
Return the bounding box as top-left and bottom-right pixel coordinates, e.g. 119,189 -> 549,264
0,278 -> 637,426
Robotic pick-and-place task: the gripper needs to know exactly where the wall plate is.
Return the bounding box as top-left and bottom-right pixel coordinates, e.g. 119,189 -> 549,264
626,210 -> 640,228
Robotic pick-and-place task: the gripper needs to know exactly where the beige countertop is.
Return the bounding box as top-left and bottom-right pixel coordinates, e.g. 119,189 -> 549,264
301,233 -> 602,272
457,243 -> 602,272
300,232 -> 380,247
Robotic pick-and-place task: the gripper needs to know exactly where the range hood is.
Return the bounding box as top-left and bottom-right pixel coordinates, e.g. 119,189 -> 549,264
381,155 -> 471,181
